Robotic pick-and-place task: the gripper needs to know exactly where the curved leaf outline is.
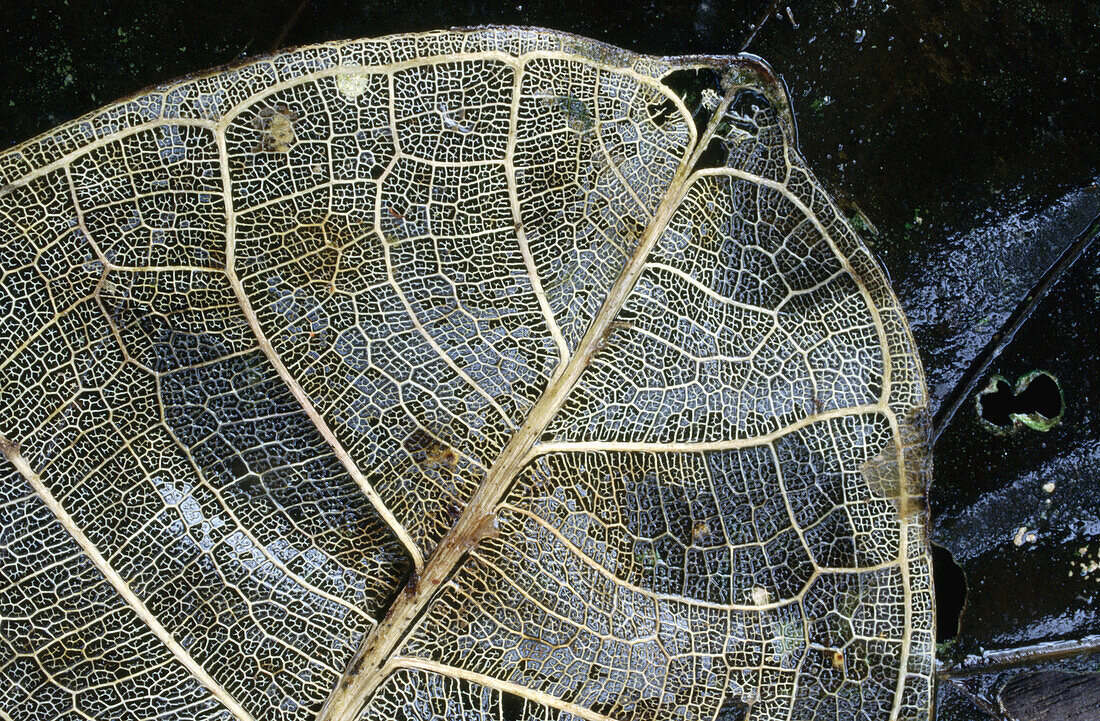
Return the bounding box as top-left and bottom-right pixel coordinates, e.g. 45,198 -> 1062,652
0,26 -> 932,721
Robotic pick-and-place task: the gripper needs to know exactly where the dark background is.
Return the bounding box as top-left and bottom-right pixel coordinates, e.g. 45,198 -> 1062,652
3,1 -> 1099,717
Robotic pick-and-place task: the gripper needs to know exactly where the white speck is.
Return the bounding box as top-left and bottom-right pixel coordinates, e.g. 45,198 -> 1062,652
439,103 -> 472,133
335,72 -> 372,99
751,587 -> 771,606
700,88 -> 720,111
1043,481 -> 1056,493
854,29 -> 866,44
1013,526 -> 1028,546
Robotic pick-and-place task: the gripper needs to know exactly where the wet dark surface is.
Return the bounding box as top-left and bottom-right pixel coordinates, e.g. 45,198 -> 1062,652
3,0 -> 1100,716
939,653 -> 1100,721
933,236 -> 1100,660
931,543 -> 967,643
998,668 -> 1100,721
934,680 -> 998,721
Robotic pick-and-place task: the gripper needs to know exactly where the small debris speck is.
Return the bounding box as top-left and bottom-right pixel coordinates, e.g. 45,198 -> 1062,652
1013,526 -> 1029,546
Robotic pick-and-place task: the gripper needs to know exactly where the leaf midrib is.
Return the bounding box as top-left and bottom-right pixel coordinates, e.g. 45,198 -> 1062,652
314,60 -> 733,721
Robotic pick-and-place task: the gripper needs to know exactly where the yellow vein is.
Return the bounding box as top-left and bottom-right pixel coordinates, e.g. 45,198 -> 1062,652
504,58 -> 570,369
389,658 -> 618,721
527,402 -> 887,459
0,437 -> 256,721
692,166 -> 895,405
318,79 -> 734,721
218,130 -> 425,573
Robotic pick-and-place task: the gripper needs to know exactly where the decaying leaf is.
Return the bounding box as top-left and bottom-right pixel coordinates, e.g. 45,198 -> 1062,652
0,26 -> 932,721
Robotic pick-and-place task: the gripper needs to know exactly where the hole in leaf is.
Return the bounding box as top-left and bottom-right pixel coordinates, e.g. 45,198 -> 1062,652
977,371 -> 1064,433
693,136 -> 729,171
647,97 -> 678,127
932,543 -> 966,643
690,89 -> 772,172
714,697 -> 749,721
725,90 -> 770,133
230,455 -> 249,479
652,67 -> 723,130
500,690 -> 525,721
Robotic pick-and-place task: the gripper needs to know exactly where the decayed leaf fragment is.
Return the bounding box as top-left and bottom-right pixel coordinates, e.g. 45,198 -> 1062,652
0,26 -> 932,721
